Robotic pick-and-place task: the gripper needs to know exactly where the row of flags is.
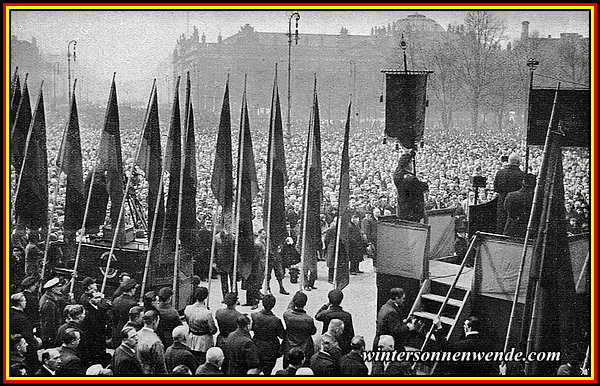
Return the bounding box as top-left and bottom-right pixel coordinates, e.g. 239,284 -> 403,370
9,66 -> 354,292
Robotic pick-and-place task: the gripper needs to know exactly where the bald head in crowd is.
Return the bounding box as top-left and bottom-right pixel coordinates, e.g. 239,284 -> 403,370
327,319 -> 345,339
377,335 -> 395,351
172,325 -> 189,343
206,347 -> 225,367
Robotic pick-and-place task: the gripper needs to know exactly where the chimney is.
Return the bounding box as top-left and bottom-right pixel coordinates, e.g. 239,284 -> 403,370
521,21 -> 529,41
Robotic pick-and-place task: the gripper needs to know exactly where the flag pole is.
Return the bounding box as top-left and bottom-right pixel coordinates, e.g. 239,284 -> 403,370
262,65 -> 278,295
140,83 -> 167,303
333,97 -> 352,289
101,77 -> 155,294
70,162 -> 97,296
299,79 -> 317,292
172,74 -> 191,308
40,80 -> 69,283
206,201 -> 220,309
232,75 -> 248,296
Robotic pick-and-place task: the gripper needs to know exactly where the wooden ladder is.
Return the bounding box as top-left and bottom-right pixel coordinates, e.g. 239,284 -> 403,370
407,234 -> 479,375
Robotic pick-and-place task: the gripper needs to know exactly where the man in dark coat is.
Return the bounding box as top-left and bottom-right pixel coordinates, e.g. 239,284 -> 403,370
371,334 -> 412,375
282,291 -> 317,368
393,152 -> 429,223
164,325 -> 200,374
348,213 -> 367,274
81,291 -> 110,367
309,333 -> 340,375
339,335 -> 368,375
274,347 -> 305,376
281,222 -> 300,270
34,349 -> 62,376
251,294 -> 286,375
10,293 -> 41,373
39,277 -> 62,349
10,334 -> 31,376
111,279 -> 139,346
494,152 -> 525,233
155,287 -> 182,348
504,173 -> 536,238
373,288 -> 415,350
243,229 -> 267,309
361,211 -> 377,259
315,289 -> 355,355
56,329 -> 85,375
112,326 -> 143,375
55,304 -> 85,350
433,315 -> 498,376
20,276 -> 40,333
195,217 -> 213,281
195,347 -> 224,375
215,228 -> 235,297
224,314 -> 261,375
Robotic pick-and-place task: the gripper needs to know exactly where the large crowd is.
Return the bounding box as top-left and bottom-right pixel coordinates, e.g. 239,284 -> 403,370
9,100 -> 591,377
17,102 -> 591,236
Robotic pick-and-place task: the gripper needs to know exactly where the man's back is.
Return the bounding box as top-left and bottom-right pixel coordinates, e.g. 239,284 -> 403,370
224,328 -> 260,375
339,350 -> 368,375
315,305 -> 354,355
283,309 -> 317,360
136,327 -> 167,374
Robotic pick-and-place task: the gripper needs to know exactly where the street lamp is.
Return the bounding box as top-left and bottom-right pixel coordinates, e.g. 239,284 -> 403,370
53,62 -> 60,110
286,11 -> 300,140
67,40 -> 77,104
524,58 -> 539,173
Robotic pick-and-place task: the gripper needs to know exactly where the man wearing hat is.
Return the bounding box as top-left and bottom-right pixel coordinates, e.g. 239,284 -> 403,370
39,277 -> 62,348
504,173 -> 537,238
111,279 -> 139,347
393,151 -> 429,223
79,276 -> 98,305
315,289 -> 355,356
156,287 -> 182,348
494,152 -> 525,233
448,225 -> 470,265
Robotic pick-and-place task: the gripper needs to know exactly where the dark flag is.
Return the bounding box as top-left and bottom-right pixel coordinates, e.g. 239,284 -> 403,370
264,69 -> 288,250
211,79 -> 234,231
15,83 -> 48,231
180,74 -> 197,248
11,76 -> 31,172
57,83 -> 85,246
96,75 -> 125,244
10,68 -> 21,133
236,87 -> 259,269
136,84 -> 164,245
334,101 -> 352,291
298,78 -> 323,281
162,77 -> 182,253
383,71 -> 429,150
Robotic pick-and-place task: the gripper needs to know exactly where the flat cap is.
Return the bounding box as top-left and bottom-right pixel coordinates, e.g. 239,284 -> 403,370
21,276 -> 39,288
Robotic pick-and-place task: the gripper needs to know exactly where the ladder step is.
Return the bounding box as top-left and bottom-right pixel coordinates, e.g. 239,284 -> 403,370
422,294 -> 463,308
413,311 -> 455,325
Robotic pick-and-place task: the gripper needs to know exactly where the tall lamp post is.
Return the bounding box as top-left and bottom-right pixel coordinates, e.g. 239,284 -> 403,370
286,11 -> 300,140
67,40 -> 77,104
53,62 -> 60,110
524,57 -> 539,173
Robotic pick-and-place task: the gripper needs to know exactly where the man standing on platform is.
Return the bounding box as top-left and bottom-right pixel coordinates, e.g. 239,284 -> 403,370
494,152 -> 524,233
393,151 -> 428,223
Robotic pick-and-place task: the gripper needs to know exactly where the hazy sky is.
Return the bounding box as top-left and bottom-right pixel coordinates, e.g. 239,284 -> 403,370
9,7 -> 591,103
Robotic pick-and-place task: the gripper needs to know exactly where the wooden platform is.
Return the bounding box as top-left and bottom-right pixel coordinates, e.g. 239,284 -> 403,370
428,260 -> 474,290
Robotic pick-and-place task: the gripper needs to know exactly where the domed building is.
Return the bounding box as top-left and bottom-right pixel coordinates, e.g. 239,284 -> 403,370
395,13 -> 446,35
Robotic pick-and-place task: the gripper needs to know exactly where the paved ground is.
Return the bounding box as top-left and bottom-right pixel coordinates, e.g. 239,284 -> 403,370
201,257 -> 378,372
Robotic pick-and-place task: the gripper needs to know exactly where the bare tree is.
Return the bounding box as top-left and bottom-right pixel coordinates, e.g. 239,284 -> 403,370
451,11 -> 508,131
